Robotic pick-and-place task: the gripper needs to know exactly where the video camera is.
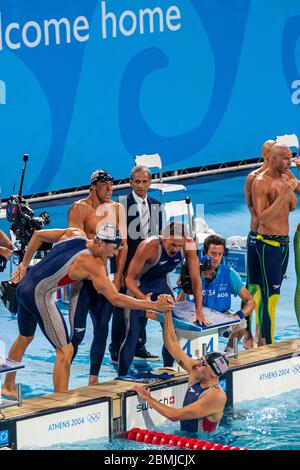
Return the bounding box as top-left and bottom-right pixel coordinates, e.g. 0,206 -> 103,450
6,195 -> 51,258
179,255 -> 211,295
0,154 -> 51,313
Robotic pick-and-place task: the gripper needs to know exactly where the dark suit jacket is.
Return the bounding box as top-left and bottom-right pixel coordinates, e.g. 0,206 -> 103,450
122,191 -> 162,271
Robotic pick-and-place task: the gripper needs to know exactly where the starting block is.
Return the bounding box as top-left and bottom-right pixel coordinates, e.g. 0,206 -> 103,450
146,301 -> 240,364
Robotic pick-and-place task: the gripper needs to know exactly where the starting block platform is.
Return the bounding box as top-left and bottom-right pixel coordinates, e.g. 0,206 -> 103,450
0,338 -> 300,449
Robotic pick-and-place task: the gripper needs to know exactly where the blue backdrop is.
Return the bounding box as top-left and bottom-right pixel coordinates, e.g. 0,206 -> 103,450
0,0 -> 300,197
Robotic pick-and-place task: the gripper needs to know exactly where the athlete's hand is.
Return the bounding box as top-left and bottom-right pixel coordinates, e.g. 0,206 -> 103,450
0,247 -> 13,260
133,384 -> 151,401
194,310 -> 212,326
283,178 -> 298,197
11,262 -> 27,284
153,294 -> 174,312
293,158 -> 300,171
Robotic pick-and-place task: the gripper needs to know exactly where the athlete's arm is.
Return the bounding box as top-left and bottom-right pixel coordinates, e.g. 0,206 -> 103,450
244,174 -> 255,209
113,203 -> 128,289
252,177 -> 297,226
184,239 -> 208,324
125,240 -> 156,300
162,311 -> 196,373
0,230 -> 13,250
133,385 -> 226,422
68,202 -> 86,230
11,228 -> 83,283
0,230 -> 13,260
88,261 -> 174,312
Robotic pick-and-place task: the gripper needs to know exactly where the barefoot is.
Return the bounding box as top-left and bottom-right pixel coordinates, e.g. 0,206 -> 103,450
1,386 -> 18,400
242,332 -> 255,349
88,376 -> 100,386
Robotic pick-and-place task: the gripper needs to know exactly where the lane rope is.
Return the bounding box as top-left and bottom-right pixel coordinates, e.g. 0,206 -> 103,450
120,428 -> 247,450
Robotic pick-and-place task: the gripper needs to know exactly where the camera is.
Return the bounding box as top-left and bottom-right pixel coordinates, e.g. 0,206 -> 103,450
0,280 -> 18,314
6,195 -> 51,258
179,256 -> 212,294
0,154 -> 51,314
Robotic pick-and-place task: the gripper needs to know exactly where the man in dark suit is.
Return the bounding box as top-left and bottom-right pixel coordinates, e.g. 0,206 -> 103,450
109,165 -> 162,363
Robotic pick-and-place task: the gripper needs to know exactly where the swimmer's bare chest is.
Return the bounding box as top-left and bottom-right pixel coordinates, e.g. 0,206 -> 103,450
267,177 -> 293,211
84,203 -> 120,238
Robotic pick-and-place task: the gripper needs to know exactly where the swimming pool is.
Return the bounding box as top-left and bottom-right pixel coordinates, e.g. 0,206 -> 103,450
36,389 -> 299,451
1,171 -> 299,449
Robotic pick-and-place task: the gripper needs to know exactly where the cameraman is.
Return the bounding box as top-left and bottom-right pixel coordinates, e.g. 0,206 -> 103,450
199,235 -> 255,353
0,229 -> 13,264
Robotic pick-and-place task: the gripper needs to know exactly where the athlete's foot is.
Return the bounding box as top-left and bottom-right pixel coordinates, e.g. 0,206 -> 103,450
242,332 -> 256,349
88,376 -> 100,386
1,386 -> 18,400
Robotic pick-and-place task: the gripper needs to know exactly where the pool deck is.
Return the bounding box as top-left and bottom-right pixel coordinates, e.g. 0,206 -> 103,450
0,337 -> 299,448
1,337 -> 299,421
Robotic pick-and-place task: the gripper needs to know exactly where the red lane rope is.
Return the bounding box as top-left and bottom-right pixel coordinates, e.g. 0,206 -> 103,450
121,428 -> 247,451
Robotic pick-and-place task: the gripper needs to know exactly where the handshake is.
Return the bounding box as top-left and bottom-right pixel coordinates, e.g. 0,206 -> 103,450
146,293 -> 174,313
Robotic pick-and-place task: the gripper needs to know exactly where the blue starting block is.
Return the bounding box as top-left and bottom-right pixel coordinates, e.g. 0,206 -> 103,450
147,301 -> 240,367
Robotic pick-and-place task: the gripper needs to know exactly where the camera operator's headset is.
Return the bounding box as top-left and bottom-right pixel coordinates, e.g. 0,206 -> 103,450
179,238 -> 228,294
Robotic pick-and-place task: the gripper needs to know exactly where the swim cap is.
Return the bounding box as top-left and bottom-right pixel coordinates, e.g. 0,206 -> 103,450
90,169 -> 114,185
96,224 -> 121,246
205,352 -> 229,377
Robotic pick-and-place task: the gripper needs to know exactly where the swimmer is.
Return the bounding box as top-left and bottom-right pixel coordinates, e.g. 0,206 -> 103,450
118,221 -> 204,377
2,225 -> 173,397
243,140 -> 275,348
252,143 -> 299,344
244,140 -> 299,347
68,169 -> 128,385
134,310 -> 227,432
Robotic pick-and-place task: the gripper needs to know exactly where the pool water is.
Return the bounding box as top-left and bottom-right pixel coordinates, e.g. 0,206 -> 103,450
33,389 -> 300,450
0,171 -> 300,449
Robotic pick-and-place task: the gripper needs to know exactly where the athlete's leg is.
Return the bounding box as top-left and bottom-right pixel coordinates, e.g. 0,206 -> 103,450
53,343 -> 74,392
243,232 -> 260,348
110,287 -> 127,359
118,309 -> 146,376
2,302 -> 37,398
293,229 -> 300,327
34,286 -> 75,389
89,294 -> 113,385
2,336 -> 34,399
256,240 -> 287,345
70,281 -> 90,360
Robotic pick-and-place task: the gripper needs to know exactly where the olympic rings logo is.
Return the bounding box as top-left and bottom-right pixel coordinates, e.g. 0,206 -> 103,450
226,261 -> 238,269
86,412 -> 101,423
291,364 -> 300,374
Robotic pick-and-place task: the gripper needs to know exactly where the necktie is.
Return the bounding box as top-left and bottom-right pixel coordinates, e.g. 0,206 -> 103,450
141,200 -> 150,239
